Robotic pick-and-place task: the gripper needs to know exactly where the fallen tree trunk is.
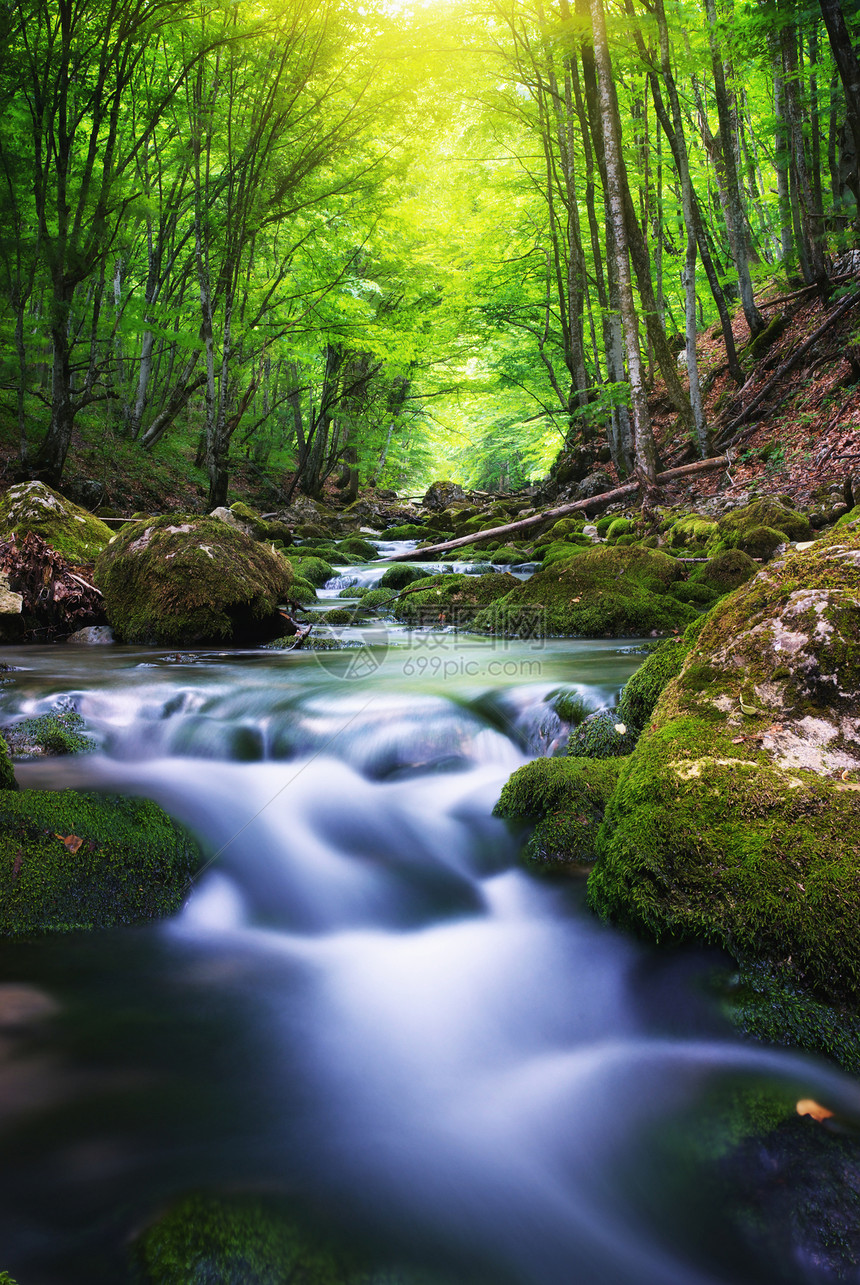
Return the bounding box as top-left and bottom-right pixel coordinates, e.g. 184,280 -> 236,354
388,456 -> 732,561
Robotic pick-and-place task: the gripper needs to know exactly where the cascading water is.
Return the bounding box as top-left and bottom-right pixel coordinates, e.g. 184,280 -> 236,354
0,621 -> 859,1284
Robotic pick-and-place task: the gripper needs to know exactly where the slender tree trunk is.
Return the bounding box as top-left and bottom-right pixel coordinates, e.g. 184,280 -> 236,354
818,0 -> 860,208
779,0 -> 829,294
703,0 -> 766,336
588,0 -> 657,505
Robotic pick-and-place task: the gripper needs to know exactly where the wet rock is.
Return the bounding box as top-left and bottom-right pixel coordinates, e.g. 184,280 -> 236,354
0,481 -> 112,563
573,470 -> 613,500
589,527 -> 860,1006
65,625 -> 114,645
494,757 -> 623,868
95,515 -> 296,646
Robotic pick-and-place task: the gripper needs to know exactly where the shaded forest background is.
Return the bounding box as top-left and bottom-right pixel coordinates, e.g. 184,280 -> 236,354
0,0 -> 858,512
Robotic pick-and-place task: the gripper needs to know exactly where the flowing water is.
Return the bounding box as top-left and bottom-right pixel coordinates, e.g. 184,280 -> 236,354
0,562 -> 859,1284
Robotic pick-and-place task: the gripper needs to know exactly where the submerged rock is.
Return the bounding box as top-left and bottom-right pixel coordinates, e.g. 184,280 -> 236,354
0,481 -> 112,562
95,515 -> 296,646
588,527 -> 860,1006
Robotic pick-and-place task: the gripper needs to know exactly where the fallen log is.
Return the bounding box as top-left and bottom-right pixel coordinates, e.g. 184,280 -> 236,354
720,290 -> 860,441
388,456 -> 733,561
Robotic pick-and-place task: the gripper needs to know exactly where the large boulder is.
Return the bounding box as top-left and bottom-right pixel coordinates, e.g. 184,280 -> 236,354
422,480 -> 465,510
390,572 -> 519,625
588,528 -> 860,1006
0,481 -> 112,562
473,545 -> 697,638
95,515 -> 296,645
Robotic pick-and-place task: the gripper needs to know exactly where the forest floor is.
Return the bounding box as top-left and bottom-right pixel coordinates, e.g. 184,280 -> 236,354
0,272 -> 858,520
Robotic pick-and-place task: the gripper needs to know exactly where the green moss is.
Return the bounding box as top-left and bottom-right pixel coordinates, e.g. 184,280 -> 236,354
690,549 -> 759,593
668,515 -> 719,548
716,498 -> 812,544
488,545 -> 530,564
473,545 -> 696,638
730,962 -> 860,1076
4,710 -> 95,757
669,582 -> 720,605
588,530 -> 860,1006
361,588 -> 397,610
540,540 -> 591,568
321,608 -> 354,624
546,517 -> 586,539
289,556 -> 334,587
337,538 -> 377,561
0,733 -> 15,790
733,525 -> 785,560
595,515 -> 615,536
617,636 -> 690,735
0,789 -> 200,934
392,572 -> 519,625
494,756 -> 623,867
381,524 -> 428,540
836,505 -> 860,528
567,710 -> 638,758
288,576 -> 317,604
95,515 -> 295,646
0,480 -> 113,562
549,688 -> 591,725
606,517 -> 635,540
378,564 -> 426,590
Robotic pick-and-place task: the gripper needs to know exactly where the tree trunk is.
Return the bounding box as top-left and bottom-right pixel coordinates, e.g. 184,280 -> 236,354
589,0 -> 658,506
818,0 -> 860,208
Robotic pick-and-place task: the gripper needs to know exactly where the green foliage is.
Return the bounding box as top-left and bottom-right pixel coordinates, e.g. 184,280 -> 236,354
0,790 -> 199,935
0,734 -> 16,790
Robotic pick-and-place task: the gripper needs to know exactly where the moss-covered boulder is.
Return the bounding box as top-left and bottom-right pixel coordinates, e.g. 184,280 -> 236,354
616,635 -> 692,736
716,498 -> 812,547
690,549 -> 759,595
668,514 -> 719,548
588,528 -> 860,1006
378,564 -> 426,590
95,516 -> 296,646
337,537 -> 377,561
566,710 -> 638,758
381,524 -> 428,540
391,572 -> 519,625
3,709 -> 95,757
0,733 -> 16,791
0,481 -> 113,562
289,556 -> 334,588
0,790 -> 199,934
494,757 -> 623,868
473,545 -> 697,638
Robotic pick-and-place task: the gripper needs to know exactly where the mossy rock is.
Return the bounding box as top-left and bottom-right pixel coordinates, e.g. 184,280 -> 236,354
494,756 -> 623,867
549,688 -> 592,725
606,517 -> 635,541
588,528 -> 860,1006
716,498 -> 812,545
690,549 -> 759,594
391,572 -> 519,625
360,588 -> 397,610
668,515 -> 719,548
595,515 -> 616,537
545,517 -> 586,540
540,540 -> 591,568
489,545 -> 530,564
3,710 -> 95,757
0,481 -> 113,563
288,556 -> 334,588
836,506 -> 860,528
472,545 -> 697,638
381,524 -> 428,540
733,524 -> 786,561
337,537 -> 377,561
130,1192 -> 392,1285
669,581 -> 721,606
0,790 -> 199,934
566,710 -> 638,758
95,515 -> 295,646
321,607 -> 355,625
288,576 -> 317,604
378,564 -> 426,590
616,635 -> 691,736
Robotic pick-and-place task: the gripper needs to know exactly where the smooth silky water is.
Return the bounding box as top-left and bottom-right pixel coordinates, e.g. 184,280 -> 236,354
0,613 -> 859,1283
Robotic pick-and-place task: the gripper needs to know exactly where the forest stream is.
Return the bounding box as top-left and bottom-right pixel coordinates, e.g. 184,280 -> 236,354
0,547 -> 859,1285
